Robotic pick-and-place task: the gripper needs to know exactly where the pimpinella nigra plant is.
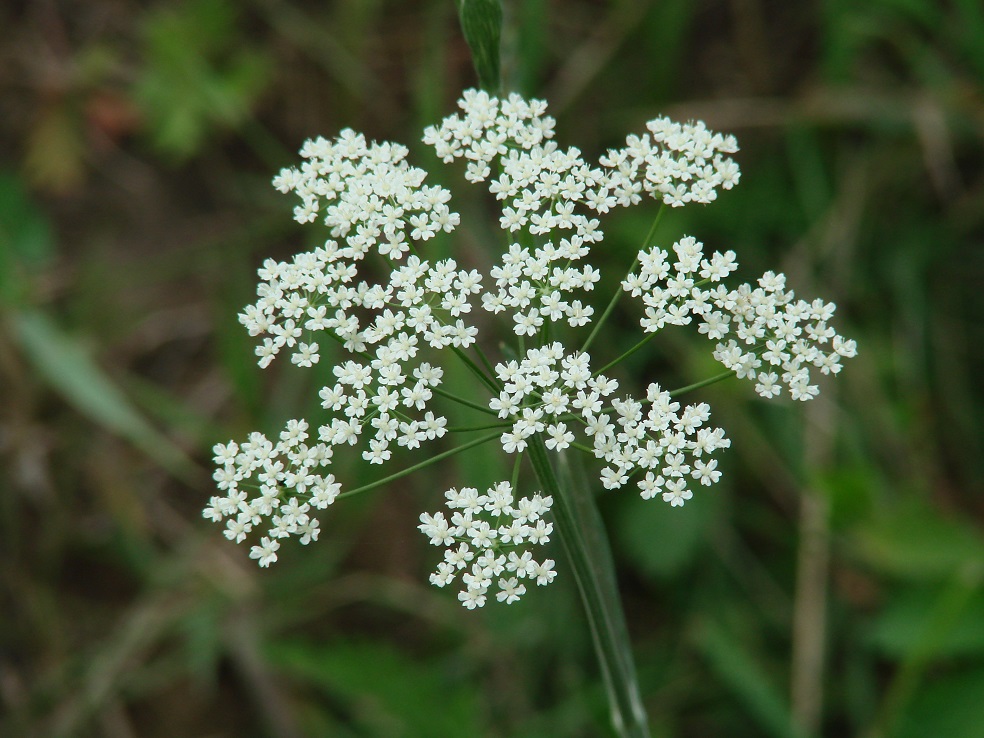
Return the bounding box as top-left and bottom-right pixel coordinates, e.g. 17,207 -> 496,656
203,90 -> 856,736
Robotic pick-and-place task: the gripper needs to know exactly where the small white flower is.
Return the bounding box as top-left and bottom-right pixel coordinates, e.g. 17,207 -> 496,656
662,479 -> 692,508
496,578 -> 527,604
249,537 -> 280,568
545,423 -> 575,451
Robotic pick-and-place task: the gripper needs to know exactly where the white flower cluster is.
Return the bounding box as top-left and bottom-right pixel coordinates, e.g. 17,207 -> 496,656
320,355 -> 448,465
242,244 -> 483,364
418,482 -> 557,608
241,144 -> 491,454
490,343 -> 729,505
204,420 -> 339,567
237,245 -> 476,463
272,129 -> 459,258
206,89 -> 856,582
425,90 -> 615,334
592,386 -> 730,506
491,343 -> 610,454
423,89 -> 602,215
423,89 -> 557,181
624,236 -> 857,401
600,117 -> 740,207
483,240 -> 598,335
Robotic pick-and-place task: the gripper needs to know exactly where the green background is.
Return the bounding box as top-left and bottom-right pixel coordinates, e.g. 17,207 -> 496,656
1,0 -> 982,736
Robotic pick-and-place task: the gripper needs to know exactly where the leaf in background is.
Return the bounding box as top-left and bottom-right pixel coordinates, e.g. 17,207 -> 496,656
867,585 -> 984,659
851,499 -> 984,580
952,0 -> 984,80
0,172 -> 54,305
611,486 -> 718,581
124,373 -> 224,450
11,310 -> 197,480
692,619 -> 806,738
509,0 -> 546,95
893,668 -> 984,738
819,464 -> 877,531
863,557 -> 982,738
134,0 -> 271,159
456,0 -> 503,92
268,639 -> 484,737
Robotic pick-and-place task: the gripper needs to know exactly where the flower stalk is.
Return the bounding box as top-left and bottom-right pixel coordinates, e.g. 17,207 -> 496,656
528,437 -> 651,738
202,85 -> 857,734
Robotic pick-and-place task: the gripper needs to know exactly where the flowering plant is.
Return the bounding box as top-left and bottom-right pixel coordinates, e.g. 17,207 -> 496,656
203,88 -> 855,735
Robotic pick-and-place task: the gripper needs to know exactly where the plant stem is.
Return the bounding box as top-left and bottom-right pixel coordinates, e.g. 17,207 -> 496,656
594,333 -> 657,377
509,451 -> 523,491
447,421 -> 512,433
432,386 -> 499,416
791,395 -> 832,736
581,205 -> 665,354
452,346 -> 500,394
527,436 -> 651,738
337,430 -> 501,500
474,344 -> 500,382
669,369 -> 736,398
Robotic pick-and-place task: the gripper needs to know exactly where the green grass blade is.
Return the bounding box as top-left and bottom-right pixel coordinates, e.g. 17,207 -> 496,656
11,309 -> 197,480
455,0 -> 503,92
527,437 -> 651,738
693,619 -> 806,738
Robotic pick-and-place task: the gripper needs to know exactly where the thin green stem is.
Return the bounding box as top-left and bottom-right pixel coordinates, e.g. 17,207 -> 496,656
581,205 -> 665,354
669,369 -> 736,398
527,437 -> 651,738
321,328 -> 371,360
447,421 -> 512,433
509,451 -> 523,491
474,344 -> 500,383
432,386 -> 498,416
337,431 -> 501,500
594,332 -> 658,377
452,346 -> 500,394
581,267 -> 633,355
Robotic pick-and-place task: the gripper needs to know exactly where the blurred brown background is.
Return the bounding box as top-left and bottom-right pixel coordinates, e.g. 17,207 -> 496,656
1,1 -> 983,736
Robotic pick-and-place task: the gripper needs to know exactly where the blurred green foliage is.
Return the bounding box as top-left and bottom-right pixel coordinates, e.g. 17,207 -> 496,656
135,0 -> 272,159
0,0 -> 982,736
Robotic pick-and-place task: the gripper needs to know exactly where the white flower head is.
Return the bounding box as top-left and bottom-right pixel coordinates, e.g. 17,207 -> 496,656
419,482 -> 556,607
207,88 -> 855,588
600,117 -> 740,208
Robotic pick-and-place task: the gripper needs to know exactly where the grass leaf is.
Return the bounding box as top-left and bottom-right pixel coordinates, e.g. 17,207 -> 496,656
693,619 -> 805,738
456,0 -> 503,92
11,310 -> 197,480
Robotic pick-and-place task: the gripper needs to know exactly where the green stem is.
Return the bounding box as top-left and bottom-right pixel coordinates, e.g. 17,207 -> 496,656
447,421 -> 513,433
581,205 -> 665,354
527,437 -> 651,738
452,346 -> 500,394
432,386 -> 499,416
669,369 -> 736,398
594,332 -> 658,377
337,431 -> 501,499
474,344 -> 500,383
509,451 -> 523,491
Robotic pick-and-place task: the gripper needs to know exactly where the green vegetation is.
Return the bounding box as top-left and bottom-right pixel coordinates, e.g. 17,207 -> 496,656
1,0 -> 981,736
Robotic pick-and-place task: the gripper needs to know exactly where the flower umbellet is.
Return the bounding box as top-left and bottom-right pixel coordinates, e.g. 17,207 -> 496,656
204,90 -> 856,606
